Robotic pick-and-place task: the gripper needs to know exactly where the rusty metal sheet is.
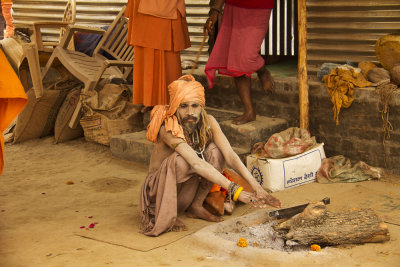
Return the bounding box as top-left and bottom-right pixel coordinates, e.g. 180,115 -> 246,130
306,0 -> 400,78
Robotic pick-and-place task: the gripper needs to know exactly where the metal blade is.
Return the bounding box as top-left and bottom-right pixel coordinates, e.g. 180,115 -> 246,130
269,197 -> 330,219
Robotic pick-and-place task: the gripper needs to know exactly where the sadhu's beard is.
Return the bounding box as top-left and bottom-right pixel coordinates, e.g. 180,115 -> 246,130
176,108 -> 213,149
181,115 -> 200,133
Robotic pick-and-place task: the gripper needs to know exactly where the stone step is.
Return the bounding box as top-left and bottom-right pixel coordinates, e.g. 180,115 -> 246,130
110,108 -> 288,165
205,107 -> 289,151
110,130 -> 252,166
110,130 -> 153,165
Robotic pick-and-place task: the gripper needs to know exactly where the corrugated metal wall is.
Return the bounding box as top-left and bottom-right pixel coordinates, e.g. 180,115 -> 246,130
262,0 -> 297,57
13,0 -> 127,38
181,0 -> 209,66
12,0 -> 209,65
14,0 -> 400,76
306,0 -> 400,78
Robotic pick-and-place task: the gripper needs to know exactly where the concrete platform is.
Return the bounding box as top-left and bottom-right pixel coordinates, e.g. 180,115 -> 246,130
207,107 -> 288,151
110,108 -> 288,165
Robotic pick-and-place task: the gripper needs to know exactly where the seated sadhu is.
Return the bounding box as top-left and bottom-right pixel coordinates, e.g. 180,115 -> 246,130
141,74 -> 281,236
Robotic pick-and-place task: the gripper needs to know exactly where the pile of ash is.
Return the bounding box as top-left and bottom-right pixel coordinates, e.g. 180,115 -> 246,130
215,220 -> 308,252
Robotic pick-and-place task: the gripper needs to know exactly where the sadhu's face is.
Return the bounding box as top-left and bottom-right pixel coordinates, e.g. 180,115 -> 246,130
177,101 -> 202,128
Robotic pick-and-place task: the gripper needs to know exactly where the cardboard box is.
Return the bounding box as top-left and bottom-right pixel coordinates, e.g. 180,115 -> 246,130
246,143 -> 325,192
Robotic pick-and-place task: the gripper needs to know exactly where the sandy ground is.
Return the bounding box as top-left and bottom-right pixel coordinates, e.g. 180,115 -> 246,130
1,136 -> 400,267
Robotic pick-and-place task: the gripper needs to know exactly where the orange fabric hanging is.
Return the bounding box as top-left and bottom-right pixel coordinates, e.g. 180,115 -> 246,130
132,47 -> 182,106
0,49 -> 27,175
136,0 -> 185,20
125,0 -> 190,107
125,0 -> 190,52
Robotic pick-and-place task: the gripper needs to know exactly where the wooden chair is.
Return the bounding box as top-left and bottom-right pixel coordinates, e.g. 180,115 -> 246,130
41,5 -> 134,128
18,0 -> 76,98
31,0 -> 76,55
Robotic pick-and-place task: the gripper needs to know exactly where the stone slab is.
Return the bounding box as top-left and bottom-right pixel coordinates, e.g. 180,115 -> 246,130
206,107 -> 289,151
110,130 -> 153,165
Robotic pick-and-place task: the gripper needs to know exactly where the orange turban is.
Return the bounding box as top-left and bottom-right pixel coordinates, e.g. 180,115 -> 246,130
146,74 -> 205,143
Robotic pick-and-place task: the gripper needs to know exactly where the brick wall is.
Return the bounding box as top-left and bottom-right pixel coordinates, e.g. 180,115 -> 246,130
200,74 -> 400,174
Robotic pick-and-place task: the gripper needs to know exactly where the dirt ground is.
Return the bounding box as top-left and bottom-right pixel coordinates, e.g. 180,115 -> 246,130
1,137 -> 400,267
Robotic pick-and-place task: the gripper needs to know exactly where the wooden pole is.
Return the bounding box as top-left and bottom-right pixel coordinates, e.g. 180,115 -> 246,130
298,0 -> 309,130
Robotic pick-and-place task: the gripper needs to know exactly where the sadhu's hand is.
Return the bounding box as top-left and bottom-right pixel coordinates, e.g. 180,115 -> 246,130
238,191 -> 265,208
254,187 -> 282,208
238,190 -> 281,209
204,11 -> 218,35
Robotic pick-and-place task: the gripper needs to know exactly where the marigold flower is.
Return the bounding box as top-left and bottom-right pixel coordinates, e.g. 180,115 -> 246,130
311,244 -> 321,251
237,237 -> 248,247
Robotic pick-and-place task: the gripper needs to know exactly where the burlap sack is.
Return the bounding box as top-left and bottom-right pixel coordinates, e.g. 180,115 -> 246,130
13,78 -> 82,143
80,83 -> 143,146
390,64 -> 400,85
54,87 -> 84,143
367,68 -> 391,85
13,88 -> 68,143
0,37 -> 24,71
256,127 -> 317,159
80,113 -> 142,146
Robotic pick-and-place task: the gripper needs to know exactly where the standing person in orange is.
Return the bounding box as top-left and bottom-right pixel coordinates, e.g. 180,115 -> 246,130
0,0 -> 14,39
0,49 -> 27,175
125,0 -> 191,113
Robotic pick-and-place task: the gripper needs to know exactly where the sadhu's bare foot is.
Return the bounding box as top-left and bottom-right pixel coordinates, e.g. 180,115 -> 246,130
171,218 -> 187,232
232,112 -> 256,125
187,205 -> 223,222
257,66 -> 274,95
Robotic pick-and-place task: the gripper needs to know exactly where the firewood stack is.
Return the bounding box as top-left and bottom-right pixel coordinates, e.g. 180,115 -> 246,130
274,201 -> 390,246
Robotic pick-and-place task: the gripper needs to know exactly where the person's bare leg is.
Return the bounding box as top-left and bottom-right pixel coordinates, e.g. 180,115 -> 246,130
171,177 -> 201,231
232,75 -> 256,125
257,65 -> 274,95
187,179 -> 223,222
177,177 -> 199,212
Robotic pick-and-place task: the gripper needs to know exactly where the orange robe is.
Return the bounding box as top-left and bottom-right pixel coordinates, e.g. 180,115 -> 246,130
0,49 -> 27,175
125,0 -> 190,107
1,0 -> 15,38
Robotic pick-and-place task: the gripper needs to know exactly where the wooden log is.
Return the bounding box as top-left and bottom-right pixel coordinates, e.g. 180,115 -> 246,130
274,202 -> 390,245
298,0 -> 309,130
